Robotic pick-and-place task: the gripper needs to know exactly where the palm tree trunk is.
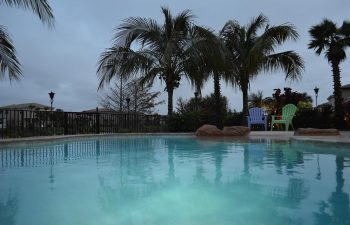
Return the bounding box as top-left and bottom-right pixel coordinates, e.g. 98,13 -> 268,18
331,61 -> 344,128
242,82 -> 249,125
335,156 -> 344,192
214,73 -> 222,128
167,87 -> 174,116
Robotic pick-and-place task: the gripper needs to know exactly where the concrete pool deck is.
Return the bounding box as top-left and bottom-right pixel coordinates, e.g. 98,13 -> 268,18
251,131 -> 350,143
0,131 -> 349,147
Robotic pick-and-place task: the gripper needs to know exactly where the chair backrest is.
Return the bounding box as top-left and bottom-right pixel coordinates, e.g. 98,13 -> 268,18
282,104 -> 297,120
248,107 -> 265,121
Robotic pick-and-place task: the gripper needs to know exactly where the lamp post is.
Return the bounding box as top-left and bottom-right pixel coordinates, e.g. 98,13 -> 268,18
126,97 -> 130,114
48,91 -> 55,111
314,86 -> 319,107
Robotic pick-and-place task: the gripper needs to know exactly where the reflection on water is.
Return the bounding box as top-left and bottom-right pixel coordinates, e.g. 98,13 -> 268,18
0,136 -> 349,225
314,156 -> 350,225
0,190 -> 18,225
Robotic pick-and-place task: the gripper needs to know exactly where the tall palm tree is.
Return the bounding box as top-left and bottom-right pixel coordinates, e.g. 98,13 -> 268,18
309,19 -> 350,128
97,7 -> 215,116
220,14 -> 304,120
0,0 -> 54,81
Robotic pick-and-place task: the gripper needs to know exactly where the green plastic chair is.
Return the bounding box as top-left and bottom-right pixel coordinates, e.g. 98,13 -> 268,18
271,104 -> 297,131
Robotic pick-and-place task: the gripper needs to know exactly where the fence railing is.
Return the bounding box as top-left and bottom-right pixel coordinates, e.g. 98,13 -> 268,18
0,109 -> 167,138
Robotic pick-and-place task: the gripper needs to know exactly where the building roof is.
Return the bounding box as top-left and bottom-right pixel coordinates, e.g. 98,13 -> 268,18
82,107 -> 115,113
327,95 -> 334,100
342,84 -> 350,89
0,103 -> 52,110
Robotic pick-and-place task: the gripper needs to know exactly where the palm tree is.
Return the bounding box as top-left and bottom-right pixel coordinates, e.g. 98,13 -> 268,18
248,91 -> 265,108
220,14 -> 304,120
308,19 -> 350,128
97,7 -> 215,116
194,34 -> 231,128
0,0 -> 54,81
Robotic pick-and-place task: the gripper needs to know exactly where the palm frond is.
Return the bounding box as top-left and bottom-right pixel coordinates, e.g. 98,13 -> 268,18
246,14 -> 268,40
309,19 -> 337,40
0,26 -> 22,81
263,51 -> 304,81
309,19 -> 350,62
339,21 -> 350,36
138,67 -> 163,86
259,23 -> 299,49
115,17 -> 161,47
97,46 -> 152,89
173,8 -> 194,32
0,0 -> 54,27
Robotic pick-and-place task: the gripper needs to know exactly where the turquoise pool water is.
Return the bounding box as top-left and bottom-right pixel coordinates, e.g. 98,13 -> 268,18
0,136 -> 349,225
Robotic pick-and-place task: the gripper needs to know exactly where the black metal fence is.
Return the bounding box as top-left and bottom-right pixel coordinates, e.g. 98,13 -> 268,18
0,109 -> 167,138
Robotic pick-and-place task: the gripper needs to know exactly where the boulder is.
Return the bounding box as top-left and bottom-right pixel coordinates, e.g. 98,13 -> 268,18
223,126 -> 251,136
196,125 -> 224,136
294,128 -> 340,136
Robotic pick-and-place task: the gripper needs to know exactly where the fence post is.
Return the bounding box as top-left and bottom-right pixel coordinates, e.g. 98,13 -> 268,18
96,107 -> 100,134
64,112 -> 68,135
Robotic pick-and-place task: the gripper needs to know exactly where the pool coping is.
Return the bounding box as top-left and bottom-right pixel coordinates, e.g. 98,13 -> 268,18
0,133 -> 195,147
0,131 -> 349,147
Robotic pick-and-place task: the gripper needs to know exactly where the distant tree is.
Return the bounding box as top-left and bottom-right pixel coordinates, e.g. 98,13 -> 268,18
0,0 -> 54,81
100,78 -> 164,114
297,101 -> 313,110
308,19 -> 350,128
220,14 -> 304,120
267,88 -> 313,114
100,76 -> 129,113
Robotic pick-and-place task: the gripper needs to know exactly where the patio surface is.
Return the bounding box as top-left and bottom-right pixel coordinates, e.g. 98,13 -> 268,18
252,131 -> 350,143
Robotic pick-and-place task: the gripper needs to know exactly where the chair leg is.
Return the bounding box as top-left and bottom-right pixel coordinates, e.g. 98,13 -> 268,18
264,122 -> 267,131
290,122 -> 294,131
271,122 -> 274,131
285,123 -> 289,131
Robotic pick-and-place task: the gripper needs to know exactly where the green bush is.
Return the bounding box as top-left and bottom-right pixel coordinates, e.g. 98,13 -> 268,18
167,112 -> 201,132
223,111 -> 244,126
293,107 -> 333,129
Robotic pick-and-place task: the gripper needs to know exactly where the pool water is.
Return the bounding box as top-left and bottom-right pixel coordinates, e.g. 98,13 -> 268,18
0,136 -> 349,225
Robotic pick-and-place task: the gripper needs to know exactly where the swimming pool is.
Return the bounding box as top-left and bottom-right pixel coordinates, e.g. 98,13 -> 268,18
0,135 -> 349,225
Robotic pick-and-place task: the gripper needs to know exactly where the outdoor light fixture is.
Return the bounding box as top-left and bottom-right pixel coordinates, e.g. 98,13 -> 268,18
126,97 -> 130,113
314,86 -> 319,107
48,91 -> 55,111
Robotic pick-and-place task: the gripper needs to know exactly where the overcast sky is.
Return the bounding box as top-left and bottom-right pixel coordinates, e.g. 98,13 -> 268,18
0,0 -> 349,113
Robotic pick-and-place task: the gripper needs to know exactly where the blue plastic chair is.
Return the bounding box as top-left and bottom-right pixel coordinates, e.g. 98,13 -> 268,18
247,107 -> 267,131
